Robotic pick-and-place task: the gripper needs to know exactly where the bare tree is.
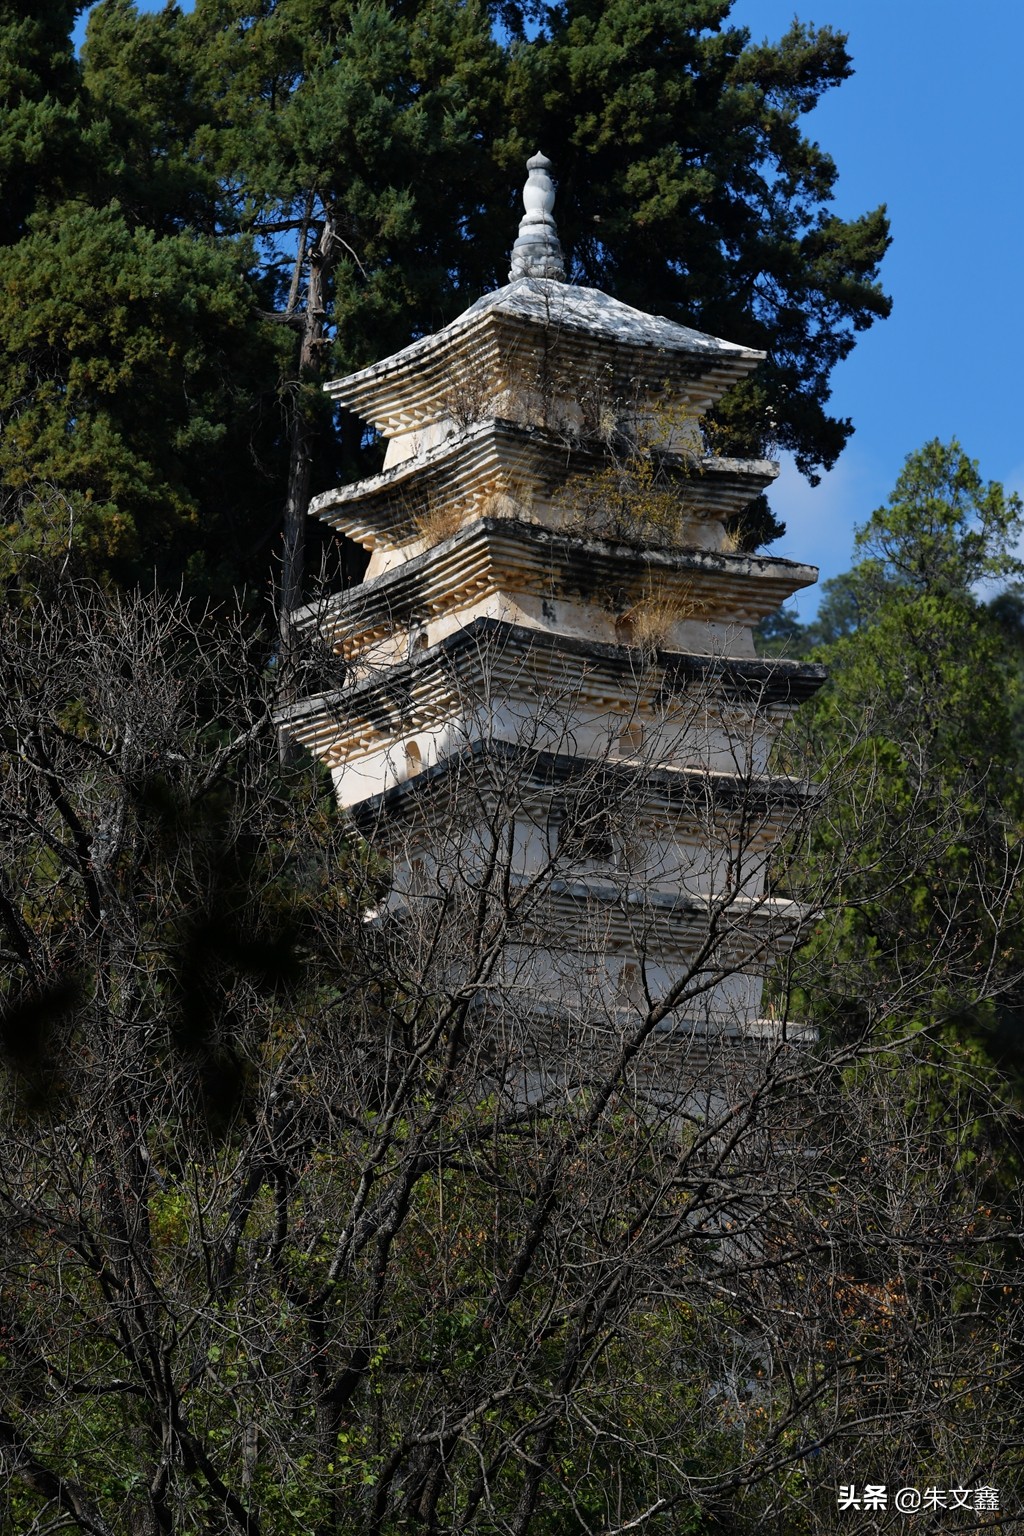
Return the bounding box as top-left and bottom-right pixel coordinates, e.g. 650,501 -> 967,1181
1,577 -> 1022,1536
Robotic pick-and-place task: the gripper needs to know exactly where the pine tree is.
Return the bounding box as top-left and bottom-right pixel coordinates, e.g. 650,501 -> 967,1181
510,1 -> 892,498
784,442 -> 1024,1068
0,0 -> 891,593
0,0 -> 84,239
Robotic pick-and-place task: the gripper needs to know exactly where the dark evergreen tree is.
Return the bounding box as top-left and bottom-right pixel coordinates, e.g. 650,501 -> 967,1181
0,0 -> 84,239
512,2 -> 891,496
0,202 -> 291,592
0,0 -> 891,594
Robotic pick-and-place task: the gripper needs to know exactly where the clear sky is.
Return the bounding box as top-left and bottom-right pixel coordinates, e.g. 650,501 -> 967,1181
74,1 -> 1024,610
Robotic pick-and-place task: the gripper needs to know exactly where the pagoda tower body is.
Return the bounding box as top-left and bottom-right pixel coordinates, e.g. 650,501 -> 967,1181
281,156 -> 823,1082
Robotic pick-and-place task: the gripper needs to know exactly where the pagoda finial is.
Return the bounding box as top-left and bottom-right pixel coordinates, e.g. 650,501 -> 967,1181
509,151 -> 565,282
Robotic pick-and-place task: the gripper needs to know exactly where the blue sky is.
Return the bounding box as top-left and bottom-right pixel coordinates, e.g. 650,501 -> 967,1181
75,1 -> 1023,611
728,0 -> 1024,611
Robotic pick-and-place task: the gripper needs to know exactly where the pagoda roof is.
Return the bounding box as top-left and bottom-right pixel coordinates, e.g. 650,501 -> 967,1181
379,867 -> 807,965
325,278 -> 765,437
292,516 -> 818,655
278,617 -> 827,763
309,417 -> 776,550
339,740 -> 813,836
511,878 -> 806,960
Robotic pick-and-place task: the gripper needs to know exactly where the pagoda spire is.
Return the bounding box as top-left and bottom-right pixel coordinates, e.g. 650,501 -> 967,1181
509,151 -> 565,282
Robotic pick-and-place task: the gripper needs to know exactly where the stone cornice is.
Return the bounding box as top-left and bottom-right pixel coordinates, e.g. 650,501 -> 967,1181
277,617 -> 826,761
325,279 -> 765,436
308,417 -> 778,550
384,869 -> 808,963
342,740 -> 813,833
512,877 -> 807,953
293,515 -> 817,654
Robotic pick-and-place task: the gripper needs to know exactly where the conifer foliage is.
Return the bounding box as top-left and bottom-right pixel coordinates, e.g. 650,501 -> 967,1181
0,0 -> 890,597
769,439 -> 1024,1069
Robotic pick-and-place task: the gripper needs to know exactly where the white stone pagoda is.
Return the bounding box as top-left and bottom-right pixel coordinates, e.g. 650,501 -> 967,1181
280,154 -> 823,1072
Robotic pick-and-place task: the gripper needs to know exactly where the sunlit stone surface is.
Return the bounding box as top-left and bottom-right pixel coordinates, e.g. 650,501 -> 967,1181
280,155 -> 824,1069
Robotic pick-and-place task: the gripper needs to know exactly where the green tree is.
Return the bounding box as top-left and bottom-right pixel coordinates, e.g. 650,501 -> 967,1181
0,0 -> 889,597
780,442 -> 1024,1072
750,445 -> 1024,1531
514,2 -> 891,491
0,202 -> 291,590
0,0 -> 84,239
